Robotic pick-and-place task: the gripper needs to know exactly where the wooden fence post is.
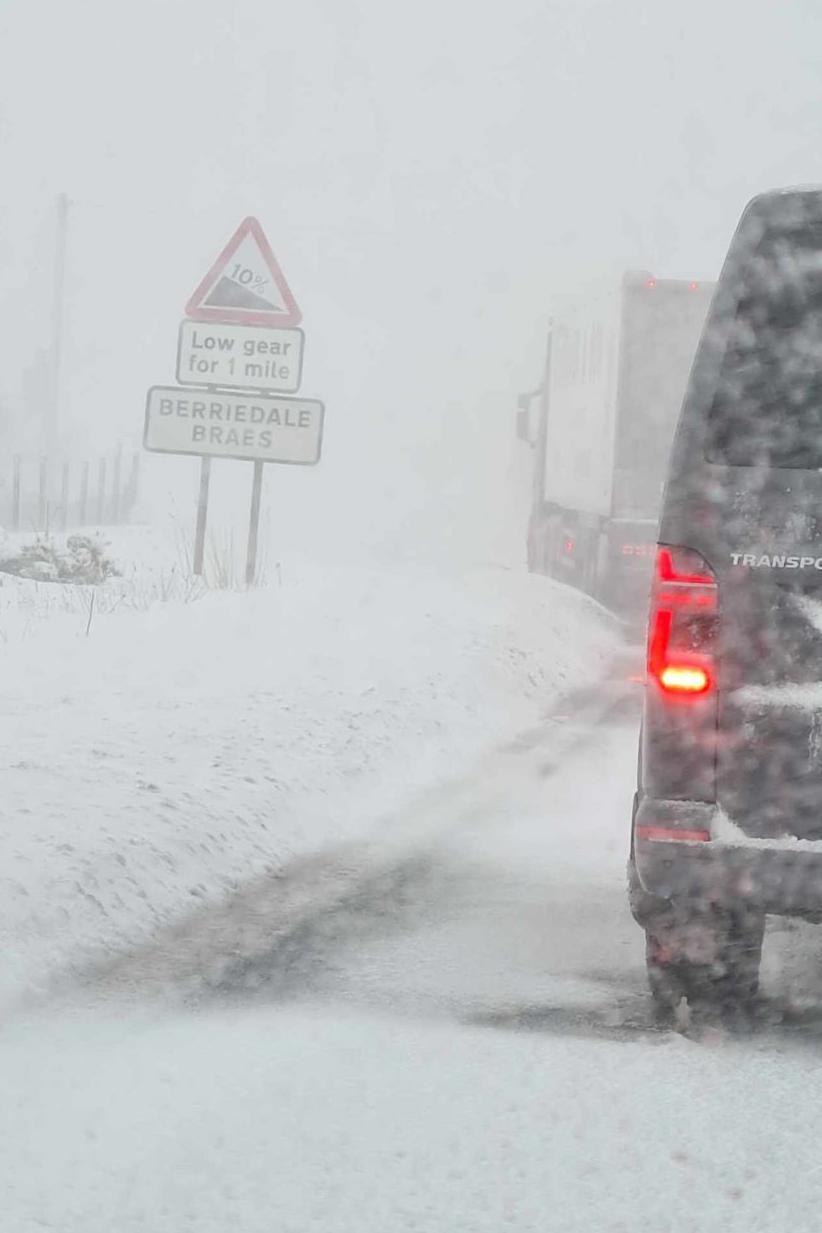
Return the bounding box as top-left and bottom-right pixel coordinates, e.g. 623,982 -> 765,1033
80,460 -> 90,526
112,444 -> 123,524
38,457 -> 48,532
12,456 -> 21,531
127,452 -> 140,516
60,460 -> 69,531
96,457 -> 106,526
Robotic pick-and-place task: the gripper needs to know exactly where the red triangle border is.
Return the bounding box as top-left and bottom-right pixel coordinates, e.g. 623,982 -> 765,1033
185,217 -> 302,327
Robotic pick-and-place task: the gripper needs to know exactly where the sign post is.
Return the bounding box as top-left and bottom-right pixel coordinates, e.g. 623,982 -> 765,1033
246,460 -> 264,586
193,456 -> 211,576
144,218 -> 324,585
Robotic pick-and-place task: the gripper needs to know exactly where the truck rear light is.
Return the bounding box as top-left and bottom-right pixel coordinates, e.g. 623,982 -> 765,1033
648,546 -> 717,698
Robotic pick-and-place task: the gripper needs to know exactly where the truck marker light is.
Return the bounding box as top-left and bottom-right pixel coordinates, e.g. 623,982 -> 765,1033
659,664 -> 711,694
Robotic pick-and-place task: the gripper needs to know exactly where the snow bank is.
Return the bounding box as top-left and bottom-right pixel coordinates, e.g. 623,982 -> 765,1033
0,532 -> 618,998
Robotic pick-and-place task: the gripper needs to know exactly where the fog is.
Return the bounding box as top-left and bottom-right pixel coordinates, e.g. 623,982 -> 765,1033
1,0 -> 821,566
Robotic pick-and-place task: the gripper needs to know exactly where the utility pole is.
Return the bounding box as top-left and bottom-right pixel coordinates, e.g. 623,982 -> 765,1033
48,193 -> 70,457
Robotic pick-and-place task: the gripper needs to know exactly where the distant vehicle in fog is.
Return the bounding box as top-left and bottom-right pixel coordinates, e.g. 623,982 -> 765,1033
631,185 -> 822,1017
518,271 -> 715,612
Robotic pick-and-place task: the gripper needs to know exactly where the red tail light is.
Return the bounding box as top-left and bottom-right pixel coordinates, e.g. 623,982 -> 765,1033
656,547 -> 714,587
648,546 -> 717,697
659,664 -> 711,694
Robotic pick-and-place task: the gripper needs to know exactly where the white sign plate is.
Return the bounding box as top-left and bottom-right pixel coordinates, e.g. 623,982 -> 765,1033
145,386 -> 324,465
176,321 -> 304,393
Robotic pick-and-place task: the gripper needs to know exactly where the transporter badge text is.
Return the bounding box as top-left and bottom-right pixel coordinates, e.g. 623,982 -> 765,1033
731,552 -> 822,570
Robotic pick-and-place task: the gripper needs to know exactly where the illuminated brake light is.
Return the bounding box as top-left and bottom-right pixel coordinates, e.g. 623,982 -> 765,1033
688,281 -> 699,290
648,545 -> 717,699
659,664 -> 710,694
646,278 -> 656,289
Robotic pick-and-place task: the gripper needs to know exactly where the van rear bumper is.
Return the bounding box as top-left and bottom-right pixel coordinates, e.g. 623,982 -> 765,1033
634,797 -> 822,918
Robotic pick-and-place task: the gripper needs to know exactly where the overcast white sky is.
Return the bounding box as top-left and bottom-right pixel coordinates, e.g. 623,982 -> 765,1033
1,0 -> 821,563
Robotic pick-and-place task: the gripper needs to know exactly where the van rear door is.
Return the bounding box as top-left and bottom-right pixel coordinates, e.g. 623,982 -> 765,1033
665,192 -> 822,841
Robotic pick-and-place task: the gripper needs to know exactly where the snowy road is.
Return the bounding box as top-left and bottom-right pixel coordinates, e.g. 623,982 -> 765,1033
6,675 -> 822,1230
206,679 -> 651,1037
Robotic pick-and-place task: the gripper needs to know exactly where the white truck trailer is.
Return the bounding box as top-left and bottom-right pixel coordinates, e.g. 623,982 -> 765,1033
518,270 -> 716,610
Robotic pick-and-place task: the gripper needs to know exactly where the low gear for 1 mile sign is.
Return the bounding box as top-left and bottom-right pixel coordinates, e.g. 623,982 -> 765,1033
176,320 -> 305,393
144,217 -> 325,583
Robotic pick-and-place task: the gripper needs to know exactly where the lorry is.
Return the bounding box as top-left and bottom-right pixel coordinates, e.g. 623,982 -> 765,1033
518,270 -> 716,611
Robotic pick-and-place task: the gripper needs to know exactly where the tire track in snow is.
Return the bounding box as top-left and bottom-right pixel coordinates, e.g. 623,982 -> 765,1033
75,670 -> 641,1011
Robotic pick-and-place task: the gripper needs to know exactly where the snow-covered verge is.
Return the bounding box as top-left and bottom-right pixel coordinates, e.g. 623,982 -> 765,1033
0,529 -> 619,1001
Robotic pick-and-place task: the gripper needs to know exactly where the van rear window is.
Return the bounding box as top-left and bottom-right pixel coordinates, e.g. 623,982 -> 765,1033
706,225 -> 822,468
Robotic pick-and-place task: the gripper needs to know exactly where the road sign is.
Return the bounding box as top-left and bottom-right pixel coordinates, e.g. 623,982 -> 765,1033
176,321 -> 304,393
185,217 -> 302,327
145,387 -> 323,465
146,216 -> 321,584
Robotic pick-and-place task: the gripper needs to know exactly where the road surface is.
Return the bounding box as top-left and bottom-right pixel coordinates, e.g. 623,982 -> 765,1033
5,672 -> 822,1231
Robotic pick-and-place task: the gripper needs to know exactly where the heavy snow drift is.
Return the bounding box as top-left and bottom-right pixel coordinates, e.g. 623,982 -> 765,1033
0,531 -> 619,1000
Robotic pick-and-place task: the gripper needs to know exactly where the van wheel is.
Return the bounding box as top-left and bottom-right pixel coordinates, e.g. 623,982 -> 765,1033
644,910 -> 765,1023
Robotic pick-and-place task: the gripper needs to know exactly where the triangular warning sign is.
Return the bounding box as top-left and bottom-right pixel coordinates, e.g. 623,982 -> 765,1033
185,217 -> 302,327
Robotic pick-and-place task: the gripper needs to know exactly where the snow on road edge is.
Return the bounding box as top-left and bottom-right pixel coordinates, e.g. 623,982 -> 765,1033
0,541 -> 620,1001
